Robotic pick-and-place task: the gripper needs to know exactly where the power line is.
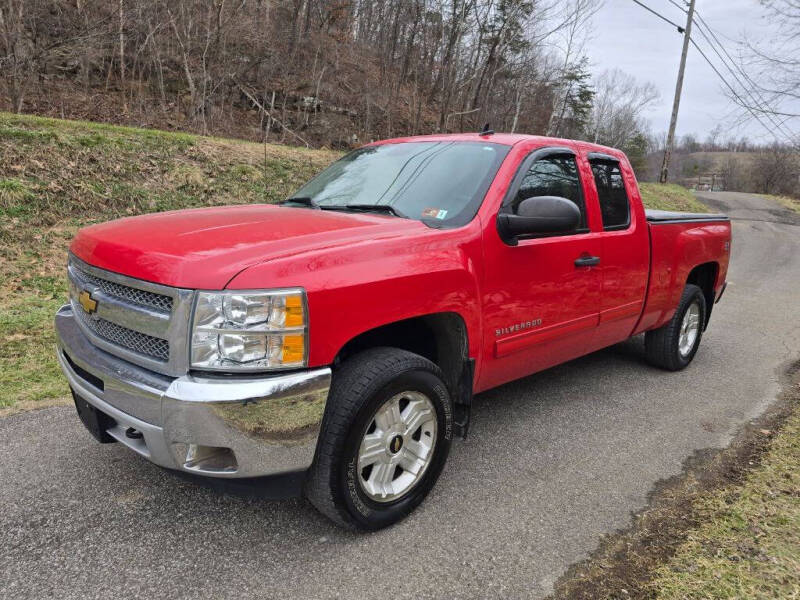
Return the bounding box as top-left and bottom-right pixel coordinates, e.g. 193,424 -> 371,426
665,0 -> 688,14
661,0 -> 788,129
628,0 -> 796,147
629,0 -> 685,32
692,10 -> 797,142
687,37 -> 792,145
689,10 -> 798,143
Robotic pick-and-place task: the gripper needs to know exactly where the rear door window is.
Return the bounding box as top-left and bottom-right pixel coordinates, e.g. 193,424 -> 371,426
590,160 -> 630,230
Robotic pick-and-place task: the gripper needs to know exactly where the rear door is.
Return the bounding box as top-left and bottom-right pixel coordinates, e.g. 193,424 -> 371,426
478,146 -> 603,391
585,153 -> 649,347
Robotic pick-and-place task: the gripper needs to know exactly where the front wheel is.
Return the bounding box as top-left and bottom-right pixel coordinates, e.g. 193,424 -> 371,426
645,283 -> 707,371
304,348 -> 453,530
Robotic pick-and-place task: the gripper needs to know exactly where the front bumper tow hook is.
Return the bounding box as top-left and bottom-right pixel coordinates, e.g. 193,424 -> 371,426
125,427 -> 144,440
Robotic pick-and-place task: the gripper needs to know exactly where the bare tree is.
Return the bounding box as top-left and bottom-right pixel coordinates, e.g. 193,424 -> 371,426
0,0 -> 28,112
751,143 -> 799,195
0,0 -> 105,113
587,68 -> 659,147
545,0 -> 600,136
733,0 -> 800,145
721,155 -> 744,191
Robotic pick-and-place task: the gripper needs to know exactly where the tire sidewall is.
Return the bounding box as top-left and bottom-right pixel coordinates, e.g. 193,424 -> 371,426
338,369 -> 452,530
673,288 -> 706,368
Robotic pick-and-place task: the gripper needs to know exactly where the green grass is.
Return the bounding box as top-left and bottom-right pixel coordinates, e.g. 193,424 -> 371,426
639,182 -> 711,213
648,404 -> 800,599
0,112 -> 339,411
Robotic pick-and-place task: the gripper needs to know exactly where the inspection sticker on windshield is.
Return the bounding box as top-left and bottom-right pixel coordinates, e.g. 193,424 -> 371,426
422,208 -> 448,220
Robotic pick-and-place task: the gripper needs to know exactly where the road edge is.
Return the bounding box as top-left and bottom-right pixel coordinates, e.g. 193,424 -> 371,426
0,396 -> 71,418
549,358 -> 800,599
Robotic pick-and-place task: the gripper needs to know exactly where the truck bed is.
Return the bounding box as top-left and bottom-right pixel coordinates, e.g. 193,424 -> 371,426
632,210 -> 732,337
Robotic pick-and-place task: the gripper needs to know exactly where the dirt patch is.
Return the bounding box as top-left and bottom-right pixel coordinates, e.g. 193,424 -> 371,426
550,360 -> 800,599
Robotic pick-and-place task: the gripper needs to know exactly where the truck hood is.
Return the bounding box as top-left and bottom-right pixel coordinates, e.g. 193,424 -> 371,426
70,204 -> 424,289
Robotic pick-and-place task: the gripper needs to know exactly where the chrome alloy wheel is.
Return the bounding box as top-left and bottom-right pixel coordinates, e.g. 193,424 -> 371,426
357,391 -> 438,503
678,301 -> 701,357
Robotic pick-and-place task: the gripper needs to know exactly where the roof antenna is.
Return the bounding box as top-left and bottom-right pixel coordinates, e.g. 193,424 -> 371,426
479,123 -> 494,136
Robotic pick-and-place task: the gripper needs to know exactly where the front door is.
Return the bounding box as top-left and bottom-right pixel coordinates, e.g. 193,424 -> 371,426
478,148 -> 603,391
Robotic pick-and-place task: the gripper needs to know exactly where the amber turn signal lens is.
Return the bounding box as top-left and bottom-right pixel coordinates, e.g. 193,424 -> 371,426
284,295 -> 305,328
281,334 -> 305,363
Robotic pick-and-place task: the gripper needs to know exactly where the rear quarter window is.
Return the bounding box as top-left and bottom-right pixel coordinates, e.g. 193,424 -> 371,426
590,160 -> 630,230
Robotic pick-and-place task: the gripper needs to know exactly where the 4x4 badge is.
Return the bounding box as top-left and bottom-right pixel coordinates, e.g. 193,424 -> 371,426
78,290 -> 98,314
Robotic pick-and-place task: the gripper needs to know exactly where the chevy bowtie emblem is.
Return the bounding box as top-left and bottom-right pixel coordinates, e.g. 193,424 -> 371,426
78,290 -> 98,314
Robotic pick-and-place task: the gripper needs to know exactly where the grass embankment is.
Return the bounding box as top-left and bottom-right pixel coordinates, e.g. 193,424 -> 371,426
649,400 -> 800,599
0,114 -> 709,413
0,112 -> 337,412
639,182 -> 711,213
763,194 -> 800,215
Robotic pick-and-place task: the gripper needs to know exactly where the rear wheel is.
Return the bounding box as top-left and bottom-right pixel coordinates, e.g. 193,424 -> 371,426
305,347 -> 452,530
645,283 -> 706,371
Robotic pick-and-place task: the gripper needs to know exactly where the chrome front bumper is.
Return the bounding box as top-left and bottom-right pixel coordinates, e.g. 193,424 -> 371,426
55,304 -> 331,479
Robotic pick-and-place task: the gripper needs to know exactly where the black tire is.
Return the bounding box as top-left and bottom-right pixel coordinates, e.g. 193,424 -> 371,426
645,283 -> 707,371
304,347 -> 453,531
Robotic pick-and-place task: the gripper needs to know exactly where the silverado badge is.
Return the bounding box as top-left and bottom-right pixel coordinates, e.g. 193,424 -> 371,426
495,318 -> 542,337
78,290 -> 98,314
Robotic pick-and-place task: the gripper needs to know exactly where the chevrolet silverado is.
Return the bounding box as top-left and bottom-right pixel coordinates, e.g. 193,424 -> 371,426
55,133 -> 731,530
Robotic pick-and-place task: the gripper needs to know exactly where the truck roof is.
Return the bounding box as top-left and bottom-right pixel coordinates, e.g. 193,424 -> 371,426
369,132 -> 624,157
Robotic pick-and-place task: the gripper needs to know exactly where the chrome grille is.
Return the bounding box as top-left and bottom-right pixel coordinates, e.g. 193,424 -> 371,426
74,306 -> 170,362
67,255 -> 195,377
74,266 -> 173,313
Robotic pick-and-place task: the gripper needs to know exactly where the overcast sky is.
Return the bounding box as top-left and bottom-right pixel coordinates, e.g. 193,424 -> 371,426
589,0 -> 795,143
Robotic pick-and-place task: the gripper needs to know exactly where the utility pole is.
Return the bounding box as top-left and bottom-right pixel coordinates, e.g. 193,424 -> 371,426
659,0 -> 696,184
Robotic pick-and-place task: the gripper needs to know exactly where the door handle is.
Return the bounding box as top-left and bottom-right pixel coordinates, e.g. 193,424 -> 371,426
574,255 -> 600,267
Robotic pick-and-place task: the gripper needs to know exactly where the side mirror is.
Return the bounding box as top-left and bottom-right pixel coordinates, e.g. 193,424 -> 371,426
497,196 -> 581,244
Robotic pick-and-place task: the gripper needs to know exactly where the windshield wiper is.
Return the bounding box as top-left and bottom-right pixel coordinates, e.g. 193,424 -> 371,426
281,196 -> 319,208
340,204 -> 408,219
288,199 -> 409,219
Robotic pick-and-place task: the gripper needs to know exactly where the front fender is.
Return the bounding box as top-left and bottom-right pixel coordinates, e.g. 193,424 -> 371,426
225,222 -> 484,368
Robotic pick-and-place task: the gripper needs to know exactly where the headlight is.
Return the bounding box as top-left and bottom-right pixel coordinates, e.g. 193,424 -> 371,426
191,289 -> 307,371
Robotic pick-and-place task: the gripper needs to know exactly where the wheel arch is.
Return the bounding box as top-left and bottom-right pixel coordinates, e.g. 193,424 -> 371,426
686,261 -> 719,329
332,312 -> 474,436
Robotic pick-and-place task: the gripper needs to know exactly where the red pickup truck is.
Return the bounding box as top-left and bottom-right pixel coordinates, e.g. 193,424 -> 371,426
55,133 -> 731,530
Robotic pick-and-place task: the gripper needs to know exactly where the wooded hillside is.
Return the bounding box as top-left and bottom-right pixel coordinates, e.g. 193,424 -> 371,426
3,0 -> 795,192
1,0 -> 614,148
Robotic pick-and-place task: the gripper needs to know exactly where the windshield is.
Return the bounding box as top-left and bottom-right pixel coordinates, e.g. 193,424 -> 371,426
290,141 -> 510,226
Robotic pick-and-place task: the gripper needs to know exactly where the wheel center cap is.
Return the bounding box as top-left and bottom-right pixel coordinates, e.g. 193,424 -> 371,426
389,435 -> 404,454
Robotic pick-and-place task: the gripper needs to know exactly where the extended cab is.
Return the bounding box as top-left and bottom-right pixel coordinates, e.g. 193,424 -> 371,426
55,133 -> 731,530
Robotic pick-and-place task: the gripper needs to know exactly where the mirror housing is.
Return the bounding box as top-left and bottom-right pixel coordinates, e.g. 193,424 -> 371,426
497,196 -> 581,244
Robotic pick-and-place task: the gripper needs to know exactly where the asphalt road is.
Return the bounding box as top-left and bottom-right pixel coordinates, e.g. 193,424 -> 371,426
2,192 -> 799,600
